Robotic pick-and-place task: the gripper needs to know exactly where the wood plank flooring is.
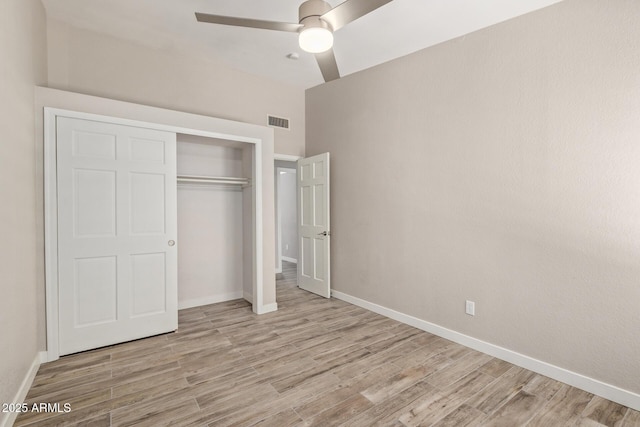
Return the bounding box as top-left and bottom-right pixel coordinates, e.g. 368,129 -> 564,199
16,262 -> 640,426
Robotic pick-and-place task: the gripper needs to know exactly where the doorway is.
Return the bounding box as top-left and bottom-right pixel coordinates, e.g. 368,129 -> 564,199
274,157 -> 299,276
273,153 -> 331,299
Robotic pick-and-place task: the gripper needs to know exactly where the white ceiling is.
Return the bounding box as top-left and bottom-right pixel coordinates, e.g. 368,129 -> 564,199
41,0 -> 563,89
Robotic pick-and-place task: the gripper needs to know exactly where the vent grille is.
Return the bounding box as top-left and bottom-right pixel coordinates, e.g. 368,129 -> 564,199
268,115 -> 290,130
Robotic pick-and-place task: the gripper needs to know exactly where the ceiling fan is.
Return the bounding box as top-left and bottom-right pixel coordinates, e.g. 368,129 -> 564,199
195,0 -> 394,83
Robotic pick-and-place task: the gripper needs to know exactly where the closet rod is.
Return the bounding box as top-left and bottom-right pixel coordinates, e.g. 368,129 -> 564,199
177,175 -> 250,186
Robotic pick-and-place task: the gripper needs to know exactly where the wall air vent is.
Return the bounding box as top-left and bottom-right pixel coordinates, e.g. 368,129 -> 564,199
268,115 -> 290,130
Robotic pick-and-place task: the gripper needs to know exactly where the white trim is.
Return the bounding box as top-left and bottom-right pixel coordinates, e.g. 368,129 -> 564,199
275,166 -> 282,275
253,142 -> 264,314
274,153 -> 301,162
331,290 -> 640,412
43,111 -> 59,361
178,292 -> 244,310
1,352 -> 47,427
256,302 -> 278,314
44,105 -> 269,361
45,109 -> 262,145
282,256 -> 298,264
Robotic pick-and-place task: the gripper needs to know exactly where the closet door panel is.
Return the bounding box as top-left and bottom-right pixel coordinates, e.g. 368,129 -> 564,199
72,129 -> 116,159
130,252 -> 167,317
57,116 -> 178,356
130,137 -> 166,163
74,169 -> 117,237
130,172 -> 166,235
73,256 -> 118,326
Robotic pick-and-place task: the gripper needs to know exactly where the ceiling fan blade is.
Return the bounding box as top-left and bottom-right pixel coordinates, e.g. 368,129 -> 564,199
195,12 -> 302,32
315,49 -> 340,83
322,0 -> 393,32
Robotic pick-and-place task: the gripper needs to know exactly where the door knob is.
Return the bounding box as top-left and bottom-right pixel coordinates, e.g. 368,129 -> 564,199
317,231 -> 331,236
168,240 -> 175,246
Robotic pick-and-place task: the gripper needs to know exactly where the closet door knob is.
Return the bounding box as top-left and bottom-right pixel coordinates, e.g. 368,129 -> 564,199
168,240 -> 175,246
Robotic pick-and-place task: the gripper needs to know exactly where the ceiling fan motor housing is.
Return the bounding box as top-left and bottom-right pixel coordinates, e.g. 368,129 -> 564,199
299,0 -> 333,30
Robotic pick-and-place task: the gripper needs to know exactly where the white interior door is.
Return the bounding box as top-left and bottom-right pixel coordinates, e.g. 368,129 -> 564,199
56,117 -> 178,355
297,153 -> 330,298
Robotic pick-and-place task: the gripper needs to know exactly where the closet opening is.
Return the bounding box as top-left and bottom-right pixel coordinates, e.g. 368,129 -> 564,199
41,96 -> 274,361
176,134 -> 255,309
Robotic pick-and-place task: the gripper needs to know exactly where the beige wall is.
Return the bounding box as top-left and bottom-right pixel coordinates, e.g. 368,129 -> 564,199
46,18 -> 305,157
306,0 -> 640,395
0,0 -> 47,414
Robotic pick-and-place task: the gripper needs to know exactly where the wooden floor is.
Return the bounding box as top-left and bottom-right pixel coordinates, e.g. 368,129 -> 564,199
16,262 -> 640,426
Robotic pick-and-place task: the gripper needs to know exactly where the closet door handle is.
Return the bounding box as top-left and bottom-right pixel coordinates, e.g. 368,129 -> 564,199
168,240 -> 176,246
317,231 -> 330,237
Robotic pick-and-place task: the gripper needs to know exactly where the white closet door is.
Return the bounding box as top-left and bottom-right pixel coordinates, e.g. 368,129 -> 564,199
297,153 -> 330,298
56,117 -> 178,355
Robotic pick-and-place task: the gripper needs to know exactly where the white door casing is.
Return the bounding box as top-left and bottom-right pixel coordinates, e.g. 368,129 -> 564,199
297,153 -> 330,298
56,117 -> 178,355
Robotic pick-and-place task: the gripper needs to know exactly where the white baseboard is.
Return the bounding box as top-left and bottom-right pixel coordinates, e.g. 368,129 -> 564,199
255,302 -> 278,315
243,293 -> 276,314
281,256 -> 297,264
178,291 -> 243,310
331,290 -> 640,412
243,291 -> 253,304
1,351 -> 47,427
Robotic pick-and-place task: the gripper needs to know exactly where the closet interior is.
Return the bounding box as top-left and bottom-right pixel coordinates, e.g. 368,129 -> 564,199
176,133 -> 254,309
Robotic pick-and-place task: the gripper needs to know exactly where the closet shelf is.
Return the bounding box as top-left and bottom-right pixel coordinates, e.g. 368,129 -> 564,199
177,175 -> 250,186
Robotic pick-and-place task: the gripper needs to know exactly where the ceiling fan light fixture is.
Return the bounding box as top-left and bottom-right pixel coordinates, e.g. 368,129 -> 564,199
299,26 -> 333,53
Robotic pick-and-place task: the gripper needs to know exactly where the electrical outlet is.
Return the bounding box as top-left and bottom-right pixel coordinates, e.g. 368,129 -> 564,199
285,244 -> 289,251
465,300 -> 475,316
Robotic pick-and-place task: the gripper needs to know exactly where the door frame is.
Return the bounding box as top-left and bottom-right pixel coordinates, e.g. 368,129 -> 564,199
44,107 -> 266,361
274,154 -> 301,274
